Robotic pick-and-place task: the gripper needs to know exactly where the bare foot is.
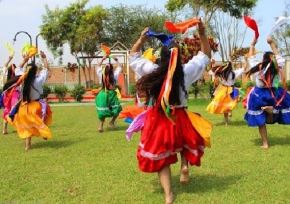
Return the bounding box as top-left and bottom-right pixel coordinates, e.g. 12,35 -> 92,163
261,144 -> 269,149
165,191 -> 174,204
2,131 -> 8,135
180,166 -> 189,184
25,145 -> 31,151
108,122 -> 117,129
43,137 -> 48,140
98,128 -> 104,133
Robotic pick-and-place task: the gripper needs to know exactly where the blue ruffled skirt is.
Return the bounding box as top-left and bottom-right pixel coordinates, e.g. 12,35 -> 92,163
244,87 -> 290,127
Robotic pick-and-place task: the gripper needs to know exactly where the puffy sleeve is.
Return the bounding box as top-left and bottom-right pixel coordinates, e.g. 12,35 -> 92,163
183,51 -> 210,88
14,66 -> 25,76
114,62 -> 122,81
248,56 -> 260,68
275,55 -> 285,68
34,68 -> 48,85
95,65 -> 102,84
129,52 -> 158,80
234,68 -> 244,79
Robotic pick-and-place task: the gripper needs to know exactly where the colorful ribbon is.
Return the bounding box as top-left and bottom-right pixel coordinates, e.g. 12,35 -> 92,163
165,18 -> 200,33
158,48 -> 178,122
146,28 -> 174,46
243,16 -> 259,40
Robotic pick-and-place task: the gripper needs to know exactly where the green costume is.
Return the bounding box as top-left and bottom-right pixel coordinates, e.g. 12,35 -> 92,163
95,89 -> 122,120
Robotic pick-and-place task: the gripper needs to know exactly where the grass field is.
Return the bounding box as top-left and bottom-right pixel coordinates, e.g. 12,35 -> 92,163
0,99 -> 289,204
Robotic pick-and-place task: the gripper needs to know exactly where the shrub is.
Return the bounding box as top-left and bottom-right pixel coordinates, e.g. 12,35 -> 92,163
234,80 -> 242,88
71,85 -> 86,102
54,85 -> 68,102
128,83 -> 136,95
244,81 -> 255,89
42,84 -> 52,98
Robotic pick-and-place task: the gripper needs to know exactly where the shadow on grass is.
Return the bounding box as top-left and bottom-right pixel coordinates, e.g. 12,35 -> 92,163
215,120 -> 246,126
252,135 -> 290,147
32,138 -> 88,149
152,173 -> 242,195
105,125 -> 129,132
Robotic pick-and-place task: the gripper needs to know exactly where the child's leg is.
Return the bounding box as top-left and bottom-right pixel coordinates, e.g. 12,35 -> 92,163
109,115 -> 118,128
2,120 -> 8,134
25,137 -> 32,151
258,125 -> 269,149
98,118 -> 105,132
180,153 -> 189,184
224,112 -> 229,125
158,166 -> 173,204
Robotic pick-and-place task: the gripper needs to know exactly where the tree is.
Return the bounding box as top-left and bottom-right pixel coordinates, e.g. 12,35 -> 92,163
165,0 -> 257,22
103,5 -> 173,49
40,0 -> 107,88
166,0 -> 257,62
273,4 -> 290,56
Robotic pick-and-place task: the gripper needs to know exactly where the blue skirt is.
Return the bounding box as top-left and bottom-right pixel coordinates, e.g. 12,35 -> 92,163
244,87 -> 290,127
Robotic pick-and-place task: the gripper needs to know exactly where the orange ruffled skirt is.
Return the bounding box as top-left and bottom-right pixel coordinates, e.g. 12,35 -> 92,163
11,101 -> 52,139
207,84 -> 238,114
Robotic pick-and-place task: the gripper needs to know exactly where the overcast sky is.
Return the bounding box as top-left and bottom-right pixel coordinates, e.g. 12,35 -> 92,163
0,0 -> 288,65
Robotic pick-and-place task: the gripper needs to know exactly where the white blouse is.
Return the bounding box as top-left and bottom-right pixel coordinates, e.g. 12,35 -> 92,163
96,63 -> 122,85
220,68 -> 244,86
248,55 -> 285,88
129,51 -> 210,107
30,68 -> 49,100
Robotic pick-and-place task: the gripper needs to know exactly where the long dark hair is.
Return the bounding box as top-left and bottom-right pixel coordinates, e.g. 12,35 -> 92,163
22,63 -> 38,102
246,52 -> 278,84
3,76 -> 20,92
214,62 -> 235,81
136,45 -> 187,105
102,63 -> 115,90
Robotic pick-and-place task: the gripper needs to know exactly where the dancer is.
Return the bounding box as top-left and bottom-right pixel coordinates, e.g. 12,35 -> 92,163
129,20 -> 211,204
11,51 -> 52,151
1,54 -> 30,134
245,36 -> 290,149
95,56 -> 122,132
206,61 -> 244,125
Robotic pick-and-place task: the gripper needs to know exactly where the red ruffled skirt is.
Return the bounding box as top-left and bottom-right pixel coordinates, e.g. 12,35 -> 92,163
137,107 -> 205,173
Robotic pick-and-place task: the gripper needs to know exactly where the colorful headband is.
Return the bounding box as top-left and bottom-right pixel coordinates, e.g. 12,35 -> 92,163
243,16 -> 259,40
165,18 -> 200,34
145,29 -> 174,46
142,48 -> 157,62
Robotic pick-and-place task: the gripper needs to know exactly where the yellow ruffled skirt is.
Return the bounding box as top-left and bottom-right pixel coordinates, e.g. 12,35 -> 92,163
207,85 -> 238,114
12,101 -> 52,139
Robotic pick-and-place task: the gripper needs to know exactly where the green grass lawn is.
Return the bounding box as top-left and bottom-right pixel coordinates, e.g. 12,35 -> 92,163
0,99 -> 289,203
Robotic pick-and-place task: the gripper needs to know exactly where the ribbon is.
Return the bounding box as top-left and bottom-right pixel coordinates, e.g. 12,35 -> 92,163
158,47 -> 178,122
243,16 -> 259,40
165,18 -> 200,33
146,28 -> 174,46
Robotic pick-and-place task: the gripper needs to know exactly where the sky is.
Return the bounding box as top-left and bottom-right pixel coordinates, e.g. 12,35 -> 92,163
0,0 -> 289,65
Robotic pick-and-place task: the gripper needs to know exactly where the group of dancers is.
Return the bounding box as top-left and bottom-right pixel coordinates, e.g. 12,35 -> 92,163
1,17 -> 290,204
1,50 -> 52,151
94,19 -> 290,203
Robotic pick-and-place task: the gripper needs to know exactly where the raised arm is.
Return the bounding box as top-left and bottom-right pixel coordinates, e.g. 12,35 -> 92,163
4,55 -> 13,68
248,37 -> 257,57
198,20 -> 211,59
40,51 -> 49,70
130,27 -> 149,54
267,36 -> 279,55
19,53 -> 30,68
